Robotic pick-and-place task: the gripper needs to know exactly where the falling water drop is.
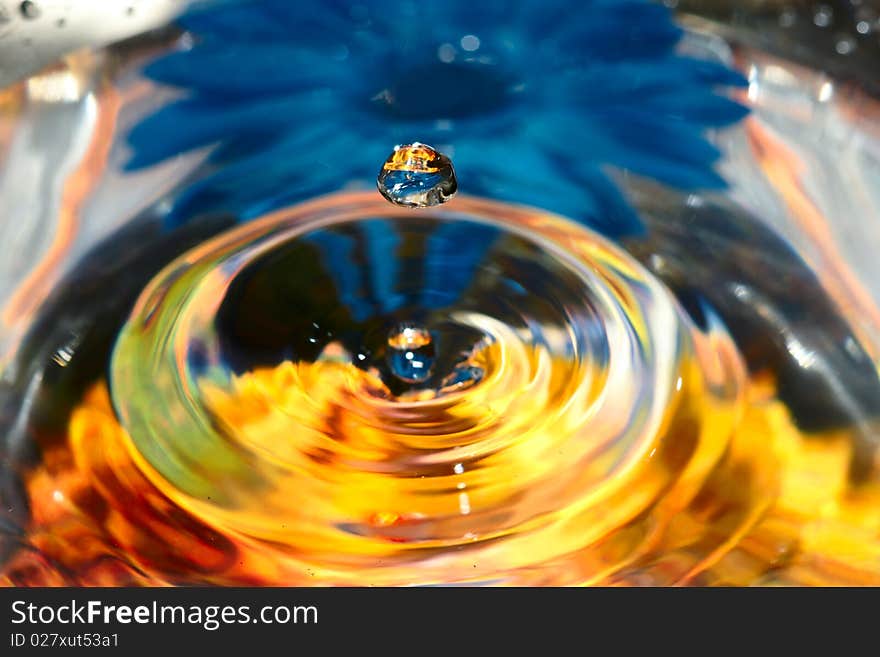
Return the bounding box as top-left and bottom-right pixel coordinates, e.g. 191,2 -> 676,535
377,142 -> 457,208
386,323 -> 435,383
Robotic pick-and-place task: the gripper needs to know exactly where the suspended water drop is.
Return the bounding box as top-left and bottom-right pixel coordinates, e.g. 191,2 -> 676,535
386,323 -> 435,383
377,142 -> 457,208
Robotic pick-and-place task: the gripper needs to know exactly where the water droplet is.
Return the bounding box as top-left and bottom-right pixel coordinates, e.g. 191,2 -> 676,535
437,43 -> 456,63
460,34 -> 480,52
835,36 -> 856,55
779,8 -> 797,27
386,323 -> 435,383
377,142 -> 457,208
19,1 -> 39,19
813,4 -> 833,28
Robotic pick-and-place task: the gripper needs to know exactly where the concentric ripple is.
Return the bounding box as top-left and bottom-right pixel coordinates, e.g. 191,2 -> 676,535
106,192 -> 749,585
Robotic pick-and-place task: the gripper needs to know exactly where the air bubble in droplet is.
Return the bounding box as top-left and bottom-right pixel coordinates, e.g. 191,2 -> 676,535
813,4 -> 833,28
377,142 -> 457,208
19,0 -> 39,19
386,323 -> 435,383
460,34 -> 480,52
437,43 -> 456,63
779,8 -> 796,27
835,36 -> 856,55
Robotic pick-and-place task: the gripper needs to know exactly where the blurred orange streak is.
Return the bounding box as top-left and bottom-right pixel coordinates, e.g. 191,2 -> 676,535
0,83 -> 24,164
1,83 -> 120,327
746,118 -> 880,355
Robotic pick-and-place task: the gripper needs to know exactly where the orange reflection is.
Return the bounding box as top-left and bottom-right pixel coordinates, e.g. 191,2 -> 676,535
3,361 -> 880,586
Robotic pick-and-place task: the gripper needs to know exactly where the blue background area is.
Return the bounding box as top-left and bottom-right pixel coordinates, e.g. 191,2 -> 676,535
127,0 -> 748,237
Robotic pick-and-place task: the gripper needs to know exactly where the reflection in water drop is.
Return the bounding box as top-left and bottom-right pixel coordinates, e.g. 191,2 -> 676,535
386,323 -> 435,383
5,188 -> 880,587
100,192 -> 753,585
4,0 -> 880,592
440,365 -> 483,392
377,142 -> 457,208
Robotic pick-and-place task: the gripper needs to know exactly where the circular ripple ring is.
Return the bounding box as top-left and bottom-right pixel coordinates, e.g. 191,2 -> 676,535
110,191 -> 745,585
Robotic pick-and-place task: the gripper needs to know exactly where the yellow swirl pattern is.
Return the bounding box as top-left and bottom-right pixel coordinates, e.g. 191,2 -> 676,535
4,193 -> 880,586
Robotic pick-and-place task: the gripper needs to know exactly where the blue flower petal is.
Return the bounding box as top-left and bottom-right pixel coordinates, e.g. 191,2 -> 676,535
143,43 -> 349,96
126,91 -> 339,170
128,0 -> 750,239
358,219 -> 406,314
301,229 -> 375,323
164,129 -> 370,224
457,142 -> 641,235
645,90 -> 750,125
422,222 -> 500,309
